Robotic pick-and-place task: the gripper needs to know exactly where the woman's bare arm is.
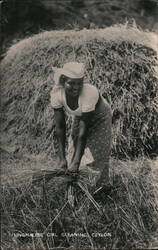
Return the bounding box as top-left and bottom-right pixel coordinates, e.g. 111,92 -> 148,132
70,112 -> 94,171
54,108 -> 67,168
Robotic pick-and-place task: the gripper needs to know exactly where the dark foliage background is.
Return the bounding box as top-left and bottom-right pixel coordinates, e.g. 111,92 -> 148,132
0,0 -> 158,58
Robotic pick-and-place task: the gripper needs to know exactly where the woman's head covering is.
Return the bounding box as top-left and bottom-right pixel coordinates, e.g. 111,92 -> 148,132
52,62 -> 85,85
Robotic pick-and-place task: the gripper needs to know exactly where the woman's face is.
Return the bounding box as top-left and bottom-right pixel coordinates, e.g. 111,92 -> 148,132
64,78 -> 84,97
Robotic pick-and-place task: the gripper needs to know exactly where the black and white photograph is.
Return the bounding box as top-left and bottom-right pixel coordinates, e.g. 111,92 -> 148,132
0,0 -> 158,249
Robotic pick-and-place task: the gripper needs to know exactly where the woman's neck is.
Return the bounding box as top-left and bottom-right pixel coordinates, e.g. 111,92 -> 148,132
65,92 -> 79,110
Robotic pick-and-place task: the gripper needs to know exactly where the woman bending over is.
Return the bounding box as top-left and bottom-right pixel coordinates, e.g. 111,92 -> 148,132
50,62 -> 112,189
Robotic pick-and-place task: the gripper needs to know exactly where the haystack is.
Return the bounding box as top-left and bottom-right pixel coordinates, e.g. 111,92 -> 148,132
0,25 -> 158,158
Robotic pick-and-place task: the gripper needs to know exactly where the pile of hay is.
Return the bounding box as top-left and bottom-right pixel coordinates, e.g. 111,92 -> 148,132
0,25 -> 158,158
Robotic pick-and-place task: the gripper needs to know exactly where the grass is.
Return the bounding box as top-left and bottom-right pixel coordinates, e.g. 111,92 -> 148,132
1,150 -> 158,249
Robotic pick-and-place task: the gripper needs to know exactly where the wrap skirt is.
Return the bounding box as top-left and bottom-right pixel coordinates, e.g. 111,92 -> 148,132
70,99 -> 112,177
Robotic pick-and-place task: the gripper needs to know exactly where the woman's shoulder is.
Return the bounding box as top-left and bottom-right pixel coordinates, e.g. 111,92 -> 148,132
83,83 -> 97,89
82,83 -> 98,95
50,86 -> 63,96
50,87 -> 64,108
80,84 -> 99,112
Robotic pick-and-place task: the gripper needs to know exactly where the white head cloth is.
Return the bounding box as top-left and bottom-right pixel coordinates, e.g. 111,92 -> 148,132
52,62 -> 85,85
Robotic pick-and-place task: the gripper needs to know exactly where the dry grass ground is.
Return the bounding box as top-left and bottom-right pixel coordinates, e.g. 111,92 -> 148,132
1,150 -> 158,249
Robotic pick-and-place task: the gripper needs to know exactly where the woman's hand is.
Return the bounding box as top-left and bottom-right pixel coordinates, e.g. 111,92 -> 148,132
68,161 -> 79,173
59,158 -> 68,170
